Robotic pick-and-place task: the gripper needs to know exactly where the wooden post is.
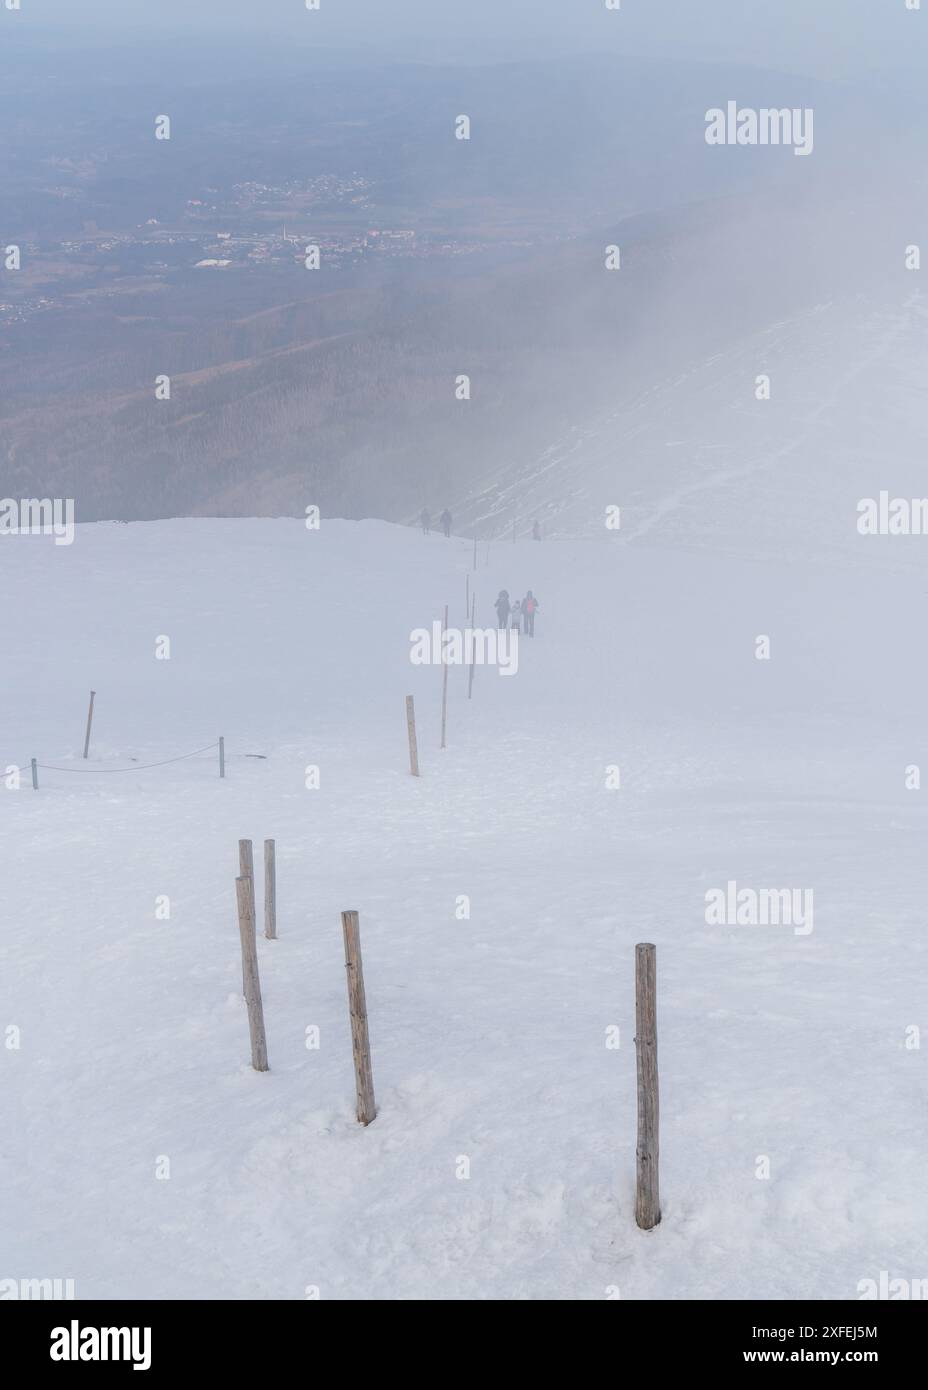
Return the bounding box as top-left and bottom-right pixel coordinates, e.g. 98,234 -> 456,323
239,839 -> 255,993
635,943 -> 660,1230
239,840 -> 255,910
340,910 -> 376,1124
82,690 -> 96,759
236,876 -> 268,1071
465,573 -> 469,623
219,736 -> 225,779
405,695 -> 419,776
440,604 -> 449,750
264,839 -> 277,939
467,594 -> 476,700
30,757 -> 38,791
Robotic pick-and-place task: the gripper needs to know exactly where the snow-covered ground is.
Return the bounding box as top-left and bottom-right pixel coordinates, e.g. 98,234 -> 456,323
470,289 -> 928,568
2,515 -> 927,1299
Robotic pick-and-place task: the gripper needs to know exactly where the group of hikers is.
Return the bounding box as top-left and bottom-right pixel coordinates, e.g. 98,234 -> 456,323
421,508 -> 454,538
418,507 -> 541,634
420,508 -> 542,542
494,589 -> 539,636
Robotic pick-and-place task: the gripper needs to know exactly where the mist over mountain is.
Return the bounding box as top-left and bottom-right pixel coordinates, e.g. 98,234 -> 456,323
3,30 -> 924,531
7,5 -> 928,1321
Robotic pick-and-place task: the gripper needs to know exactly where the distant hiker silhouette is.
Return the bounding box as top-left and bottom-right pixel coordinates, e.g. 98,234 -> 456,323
532,520 -> 541,541
440,509 -> 452,538
494,590 -> 510,628
523,590 -> 539,636
420,508 -> 430,534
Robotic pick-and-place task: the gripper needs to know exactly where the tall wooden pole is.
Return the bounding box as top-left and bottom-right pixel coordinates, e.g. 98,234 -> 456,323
635,943 -> 661,1230
218,736 -> 225,779
467,594 -> 476,700
236,876 -> 268,1071
239,840 -> 255,912
82,690 -> 96,759
440,604 -> 449,750
341,910 -> 376,1124
264,838 -> 277,939
405,695 -> 420,776
30,757 -> 38,791
238,839 -> 255,993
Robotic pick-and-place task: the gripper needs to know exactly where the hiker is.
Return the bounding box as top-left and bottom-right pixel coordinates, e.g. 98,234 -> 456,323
532,519 -> 541,541
510,598 -> 522,633
494,589 -> 510,628
440,508 -> 452,538
523,590 -> 539,636
420,508 -> 430,534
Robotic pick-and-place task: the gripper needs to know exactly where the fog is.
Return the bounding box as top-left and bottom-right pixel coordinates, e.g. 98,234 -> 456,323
2,3 -> 927,529
4,2 -> 928,1313
18,0 -> 928,77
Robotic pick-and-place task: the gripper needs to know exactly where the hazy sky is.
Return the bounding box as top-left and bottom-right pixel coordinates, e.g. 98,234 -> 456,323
11,0 -> 928,77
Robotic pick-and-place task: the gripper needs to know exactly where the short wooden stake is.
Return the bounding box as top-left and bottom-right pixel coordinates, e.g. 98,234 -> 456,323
264,838 -> 277,939
219,736 -> 225,778
239,839 -> 255,993
635,943 -> 661,1230
30,757 -> 38,791
440,604 -> 449,750
405,694 -> 420,776
340,910 -> 376,1124
82,690 -> 96,759
236,876 -> 268,1071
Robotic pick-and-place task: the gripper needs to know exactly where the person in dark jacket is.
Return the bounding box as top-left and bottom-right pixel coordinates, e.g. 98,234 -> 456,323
440,508 -> 452,538
494,590 -> 510,628
523,590 -> 539,636
532,519 -> 541,541
420,508 -> 430,534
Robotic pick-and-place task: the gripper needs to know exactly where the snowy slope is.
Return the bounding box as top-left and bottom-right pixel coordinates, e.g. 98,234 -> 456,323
465,288 -> 928,568
2,517 -> 927,1299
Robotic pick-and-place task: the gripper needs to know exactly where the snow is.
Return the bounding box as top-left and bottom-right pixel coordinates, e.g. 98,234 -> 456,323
2,515 -> 927,1299
470,290 -> 928,568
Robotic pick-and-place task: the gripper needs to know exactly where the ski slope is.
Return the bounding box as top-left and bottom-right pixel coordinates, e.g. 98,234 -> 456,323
2,516 -> 927,1299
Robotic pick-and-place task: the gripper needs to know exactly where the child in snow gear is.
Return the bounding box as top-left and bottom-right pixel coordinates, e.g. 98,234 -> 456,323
523,590 -> 539,636
510,598 -> 522,632
494,590 -> 510,628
